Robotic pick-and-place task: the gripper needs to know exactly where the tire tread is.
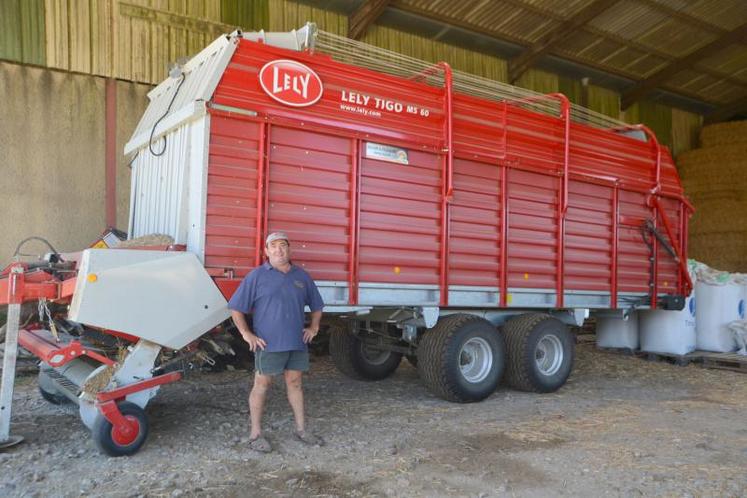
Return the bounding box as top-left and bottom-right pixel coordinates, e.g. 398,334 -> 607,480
417,314 -> 487,403
503,313 -> 554,392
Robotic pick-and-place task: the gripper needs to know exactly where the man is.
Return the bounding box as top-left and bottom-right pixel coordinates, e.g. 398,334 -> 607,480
228,232 -> 324,453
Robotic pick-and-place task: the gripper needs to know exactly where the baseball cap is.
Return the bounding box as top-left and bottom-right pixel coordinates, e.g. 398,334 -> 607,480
265,232 -> 290,246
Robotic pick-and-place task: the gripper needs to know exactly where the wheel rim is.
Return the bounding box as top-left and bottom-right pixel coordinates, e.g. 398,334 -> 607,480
535,334 -> 564,376
360,344 -> 391,365
459,337 -> 493,383
111,415 -> 140,446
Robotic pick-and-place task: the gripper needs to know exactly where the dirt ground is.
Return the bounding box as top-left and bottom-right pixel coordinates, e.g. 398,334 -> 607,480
1,342 -> 746,498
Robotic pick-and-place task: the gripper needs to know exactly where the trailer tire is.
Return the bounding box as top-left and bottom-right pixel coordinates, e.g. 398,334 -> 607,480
329,322 -> 402,381
417,314 -> 505,403
92,402 -> 149,457
503,313 -> 574,393
38,369 -> 69,405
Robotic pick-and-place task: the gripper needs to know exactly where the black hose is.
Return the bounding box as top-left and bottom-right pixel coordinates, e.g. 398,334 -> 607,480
148,72 -> 187,157
13,236 -> 59,258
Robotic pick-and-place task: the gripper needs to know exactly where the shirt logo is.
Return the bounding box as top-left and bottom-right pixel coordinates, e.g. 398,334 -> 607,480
259,60 -> 323,107
294,280 -> 305,289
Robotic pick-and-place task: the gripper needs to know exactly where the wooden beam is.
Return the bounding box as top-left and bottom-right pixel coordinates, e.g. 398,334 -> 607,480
348,0 -> 391,40
704,94 -> 747,124
622,22 -> 747,109
508,0 -> 620,83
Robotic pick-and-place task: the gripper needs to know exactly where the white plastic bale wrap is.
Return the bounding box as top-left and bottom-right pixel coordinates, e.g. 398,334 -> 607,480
639,261 -> 697,355
695,282 -> 745,352
596,312 -> 639,350
639,293 -> 697,355
691,260 -> 747,353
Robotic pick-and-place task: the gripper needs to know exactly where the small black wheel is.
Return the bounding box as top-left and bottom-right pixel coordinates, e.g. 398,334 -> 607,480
39,386 -> 68,405
503,313 -> 575,393
329,321 -> 402,381
417,314 -> 505,403
92,401 -> 149,457
38,367 -> 69,405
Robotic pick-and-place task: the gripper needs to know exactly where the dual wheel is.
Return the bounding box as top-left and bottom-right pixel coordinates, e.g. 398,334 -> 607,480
329,313 -> 574,403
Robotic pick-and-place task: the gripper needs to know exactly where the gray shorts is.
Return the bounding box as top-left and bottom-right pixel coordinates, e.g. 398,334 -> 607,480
255,350 -> 309,376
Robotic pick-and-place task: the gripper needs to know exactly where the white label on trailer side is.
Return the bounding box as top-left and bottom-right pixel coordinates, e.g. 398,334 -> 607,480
365,142 -> 409,165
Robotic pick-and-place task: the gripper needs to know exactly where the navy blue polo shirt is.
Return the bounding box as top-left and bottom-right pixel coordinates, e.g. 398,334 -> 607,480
228,263 -> 324,352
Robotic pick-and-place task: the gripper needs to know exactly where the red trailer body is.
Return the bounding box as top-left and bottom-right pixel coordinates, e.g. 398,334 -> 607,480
202,34 -> 691,312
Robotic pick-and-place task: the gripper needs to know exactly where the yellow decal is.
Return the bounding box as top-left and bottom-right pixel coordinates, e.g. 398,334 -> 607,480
87,273 -> 98,283
524,273 -> 529,280
92,240 -> 108,249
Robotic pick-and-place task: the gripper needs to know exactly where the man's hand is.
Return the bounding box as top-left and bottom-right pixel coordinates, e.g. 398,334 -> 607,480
240,331 -> 267,352
303,325 -> 319,344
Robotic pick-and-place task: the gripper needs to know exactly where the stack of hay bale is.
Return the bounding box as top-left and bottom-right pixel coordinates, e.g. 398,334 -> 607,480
678,120 -> 747,273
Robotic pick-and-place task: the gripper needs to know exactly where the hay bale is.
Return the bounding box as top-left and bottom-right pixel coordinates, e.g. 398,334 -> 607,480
677,131 -> 747,273
699,120 -> 747,149
689,232 -> 747,273
688,194 -> 747,233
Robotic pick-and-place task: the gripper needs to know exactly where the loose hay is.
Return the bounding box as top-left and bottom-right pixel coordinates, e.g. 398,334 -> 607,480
118,234 -> 175,248
80,346 -> 129,397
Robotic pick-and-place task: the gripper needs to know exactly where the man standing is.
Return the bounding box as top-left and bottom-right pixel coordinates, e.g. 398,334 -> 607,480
228,232 -> 324,453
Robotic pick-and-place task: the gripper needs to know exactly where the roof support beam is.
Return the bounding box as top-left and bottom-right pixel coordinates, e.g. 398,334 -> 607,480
621,22 -> 747,110
704,95 -> 747,124
507,0 -> 620,83
348,0 -> 391,40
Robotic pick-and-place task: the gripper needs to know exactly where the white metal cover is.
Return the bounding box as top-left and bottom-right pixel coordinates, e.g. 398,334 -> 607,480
128,113 -> 210,258
125,34 -> 238,155
69,249 -> 230,350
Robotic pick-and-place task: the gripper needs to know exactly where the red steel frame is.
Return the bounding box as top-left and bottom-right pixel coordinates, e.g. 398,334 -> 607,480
439,62 -> 454,306
504,93 -> 571,307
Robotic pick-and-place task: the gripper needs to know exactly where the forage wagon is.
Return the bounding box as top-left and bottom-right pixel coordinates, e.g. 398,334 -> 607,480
0,23 -> 692,456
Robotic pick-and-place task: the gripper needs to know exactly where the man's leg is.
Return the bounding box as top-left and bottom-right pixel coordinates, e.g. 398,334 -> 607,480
284,369 -> 305,433
249,373 -> 273,439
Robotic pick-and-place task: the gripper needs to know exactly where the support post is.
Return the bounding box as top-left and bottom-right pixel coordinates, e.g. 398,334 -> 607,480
105,78 -> 117,227
0,267 -> 25,448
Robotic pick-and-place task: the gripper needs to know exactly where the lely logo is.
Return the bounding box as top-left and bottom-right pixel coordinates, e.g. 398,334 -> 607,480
259,59 -> 323,107
688,297 -> 696,318
739,299 -> 745,319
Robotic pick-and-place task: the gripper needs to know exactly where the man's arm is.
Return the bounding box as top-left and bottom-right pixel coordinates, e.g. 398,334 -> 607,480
302,310 -> 322,344
230,310 -> 266,352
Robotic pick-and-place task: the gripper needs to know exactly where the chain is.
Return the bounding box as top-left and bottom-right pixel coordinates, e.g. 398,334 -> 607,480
37,298 -> 59,342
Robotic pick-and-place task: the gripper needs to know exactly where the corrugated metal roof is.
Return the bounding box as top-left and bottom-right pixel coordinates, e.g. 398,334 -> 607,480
589,0 -> 664,40
390,0 -> 747,109
679,0 -> 747,30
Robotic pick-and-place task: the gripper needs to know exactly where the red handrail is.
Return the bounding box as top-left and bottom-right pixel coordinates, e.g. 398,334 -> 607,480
652,196 -> 694,297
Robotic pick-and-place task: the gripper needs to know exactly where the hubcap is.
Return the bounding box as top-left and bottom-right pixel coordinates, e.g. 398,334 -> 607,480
111,415 -> 140,446
360,344 -> 391,365
459,337 -> 493,383
535,334 -> 564,376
